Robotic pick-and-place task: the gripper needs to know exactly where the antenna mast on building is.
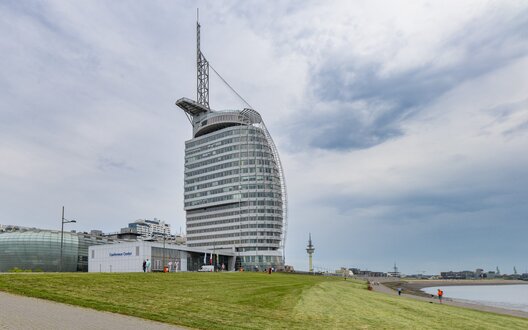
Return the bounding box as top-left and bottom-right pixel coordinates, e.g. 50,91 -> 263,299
196,9 -> 210,108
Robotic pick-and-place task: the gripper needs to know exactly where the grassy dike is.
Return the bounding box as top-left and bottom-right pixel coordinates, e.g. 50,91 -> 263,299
0,272 -> 527,329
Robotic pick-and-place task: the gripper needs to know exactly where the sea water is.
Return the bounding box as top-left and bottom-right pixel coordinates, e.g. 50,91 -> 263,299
422,284 -> 528,312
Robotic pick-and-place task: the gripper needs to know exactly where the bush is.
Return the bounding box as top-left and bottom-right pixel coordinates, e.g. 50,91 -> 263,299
8,267 -> 33,272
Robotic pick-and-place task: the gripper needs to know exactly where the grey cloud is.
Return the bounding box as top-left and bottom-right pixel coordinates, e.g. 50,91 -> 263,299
319,189 -> 500,220
291,7 -> 528,151
503,119 -> 528,137
308,103 -> 404,150
486,98 -> 528,121
97,157 -> 135,172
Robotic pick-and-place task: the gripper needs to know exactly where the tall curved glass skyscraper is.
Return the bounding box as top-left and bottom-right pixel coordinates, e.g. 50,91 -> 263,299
176,19 -> 287,270
176,101 -> 287,270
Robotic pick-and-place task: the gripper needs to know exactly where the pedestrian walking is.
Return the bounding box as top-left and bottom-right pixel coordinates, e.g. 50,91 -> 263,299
142,260 -> 146,273
397,287 -> 402,296
438,289 -> 443,303
146,258 -> 151,272
168,261 -> 173,272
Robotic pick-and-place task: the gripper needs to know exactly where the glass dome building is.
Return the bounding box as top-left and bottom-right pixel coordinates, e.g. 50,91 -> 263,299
0,230 -> 113,272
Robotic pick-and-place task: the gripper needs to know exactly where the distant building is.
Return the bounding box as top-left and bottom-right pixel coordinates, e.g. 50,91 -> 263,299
168,234 -> 187,245
440,271 -> 476,279
345,267 -> 387,277
90,230 -> 103,236
387,263 -> 401,277
127,218 -> 171,238
369,272 -> 386,277
104,229 -> 143,240
0,224 -> 38,232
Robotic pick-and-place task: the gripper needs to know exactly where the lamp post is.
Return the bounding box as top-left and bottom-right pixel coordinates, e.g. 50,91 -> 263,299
60,206 -> 76,272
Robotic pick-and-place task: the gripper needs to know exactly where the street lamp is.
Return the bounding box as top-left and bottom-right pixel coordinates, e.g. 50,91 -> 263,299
60,206 -> 76,272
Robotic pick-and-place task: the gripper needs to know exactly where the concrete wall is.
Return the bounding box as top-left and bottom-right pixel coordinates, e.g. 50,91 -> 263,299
89,241 -> 149,273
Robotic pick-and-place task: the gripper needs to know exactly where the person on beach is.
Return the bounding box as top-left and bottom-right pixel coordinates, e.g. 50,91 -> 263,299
438,289 -> 443,303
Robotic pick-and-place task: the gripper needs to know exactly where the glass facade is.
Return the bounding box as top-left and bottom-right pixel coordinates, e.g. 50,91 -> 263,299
151,247 -> 184,272
180,107 -> 287,271
0,230 -> 113,272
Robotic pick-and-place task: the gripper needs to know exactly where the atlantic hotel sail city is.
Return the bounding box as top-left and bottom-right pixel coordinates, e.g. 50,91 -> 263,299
176,19 -> 287,270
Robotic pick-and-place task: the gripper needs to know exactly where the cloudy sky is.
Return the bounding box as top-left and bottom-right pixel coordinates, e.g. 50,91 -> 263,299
1,0 -> 527,274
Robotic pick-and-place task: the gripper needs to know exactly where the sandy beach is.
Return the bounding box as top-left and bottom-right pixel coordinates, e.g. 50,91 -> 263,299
373,279 -> 528,319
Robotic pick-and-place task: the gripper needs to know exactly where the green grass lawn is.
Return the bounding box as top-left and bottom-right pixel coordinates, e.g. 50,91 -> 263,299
0,272 -> 527,329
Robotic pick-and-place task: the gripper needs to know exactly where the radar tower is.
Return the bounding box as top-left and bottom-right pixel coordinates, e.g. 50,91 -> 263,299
306,233 -> 315,272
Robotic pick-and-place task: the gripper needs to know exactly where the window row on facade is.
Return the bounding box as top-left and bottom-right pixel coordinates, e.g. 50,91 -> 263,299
186,200 -> 283,215
186,136 -> 270,161
186,159 -> 276,177
186,144 -> 274,165
185,167 -> 280,185
240,255 -> 276,263
185,183 -> 282,200
185,127 -> 240,149
188,210 -> 282,224
187,215 -> 282,226
185,175 -> 281,192
188,238 -> 281,247
188,231 -> 281,240
187,223 -> 282,235
186,135 -> 270,159
186,153 -> 275,170
185,127 -> 263,149
185,191 -> 282,208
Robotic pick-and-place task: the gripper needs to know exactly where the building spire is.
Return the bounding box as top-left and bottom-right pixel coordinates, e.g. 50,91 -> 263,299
196,9 -> 210,108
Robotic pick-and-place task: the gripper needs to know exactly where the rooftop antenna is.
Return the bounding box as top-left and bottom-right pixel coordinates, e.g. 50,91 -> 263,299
196,8 -> 210,108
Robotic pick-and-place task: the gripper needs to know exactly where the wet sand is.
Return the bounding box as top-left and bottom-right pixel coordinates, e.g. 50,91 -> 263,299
373,279 -> 528,319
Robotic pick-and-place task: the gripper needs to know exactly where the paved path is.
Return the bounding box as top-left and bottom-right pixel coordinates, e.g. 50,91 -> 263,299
0,291 -> 186,330
371,282 -> 528,319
